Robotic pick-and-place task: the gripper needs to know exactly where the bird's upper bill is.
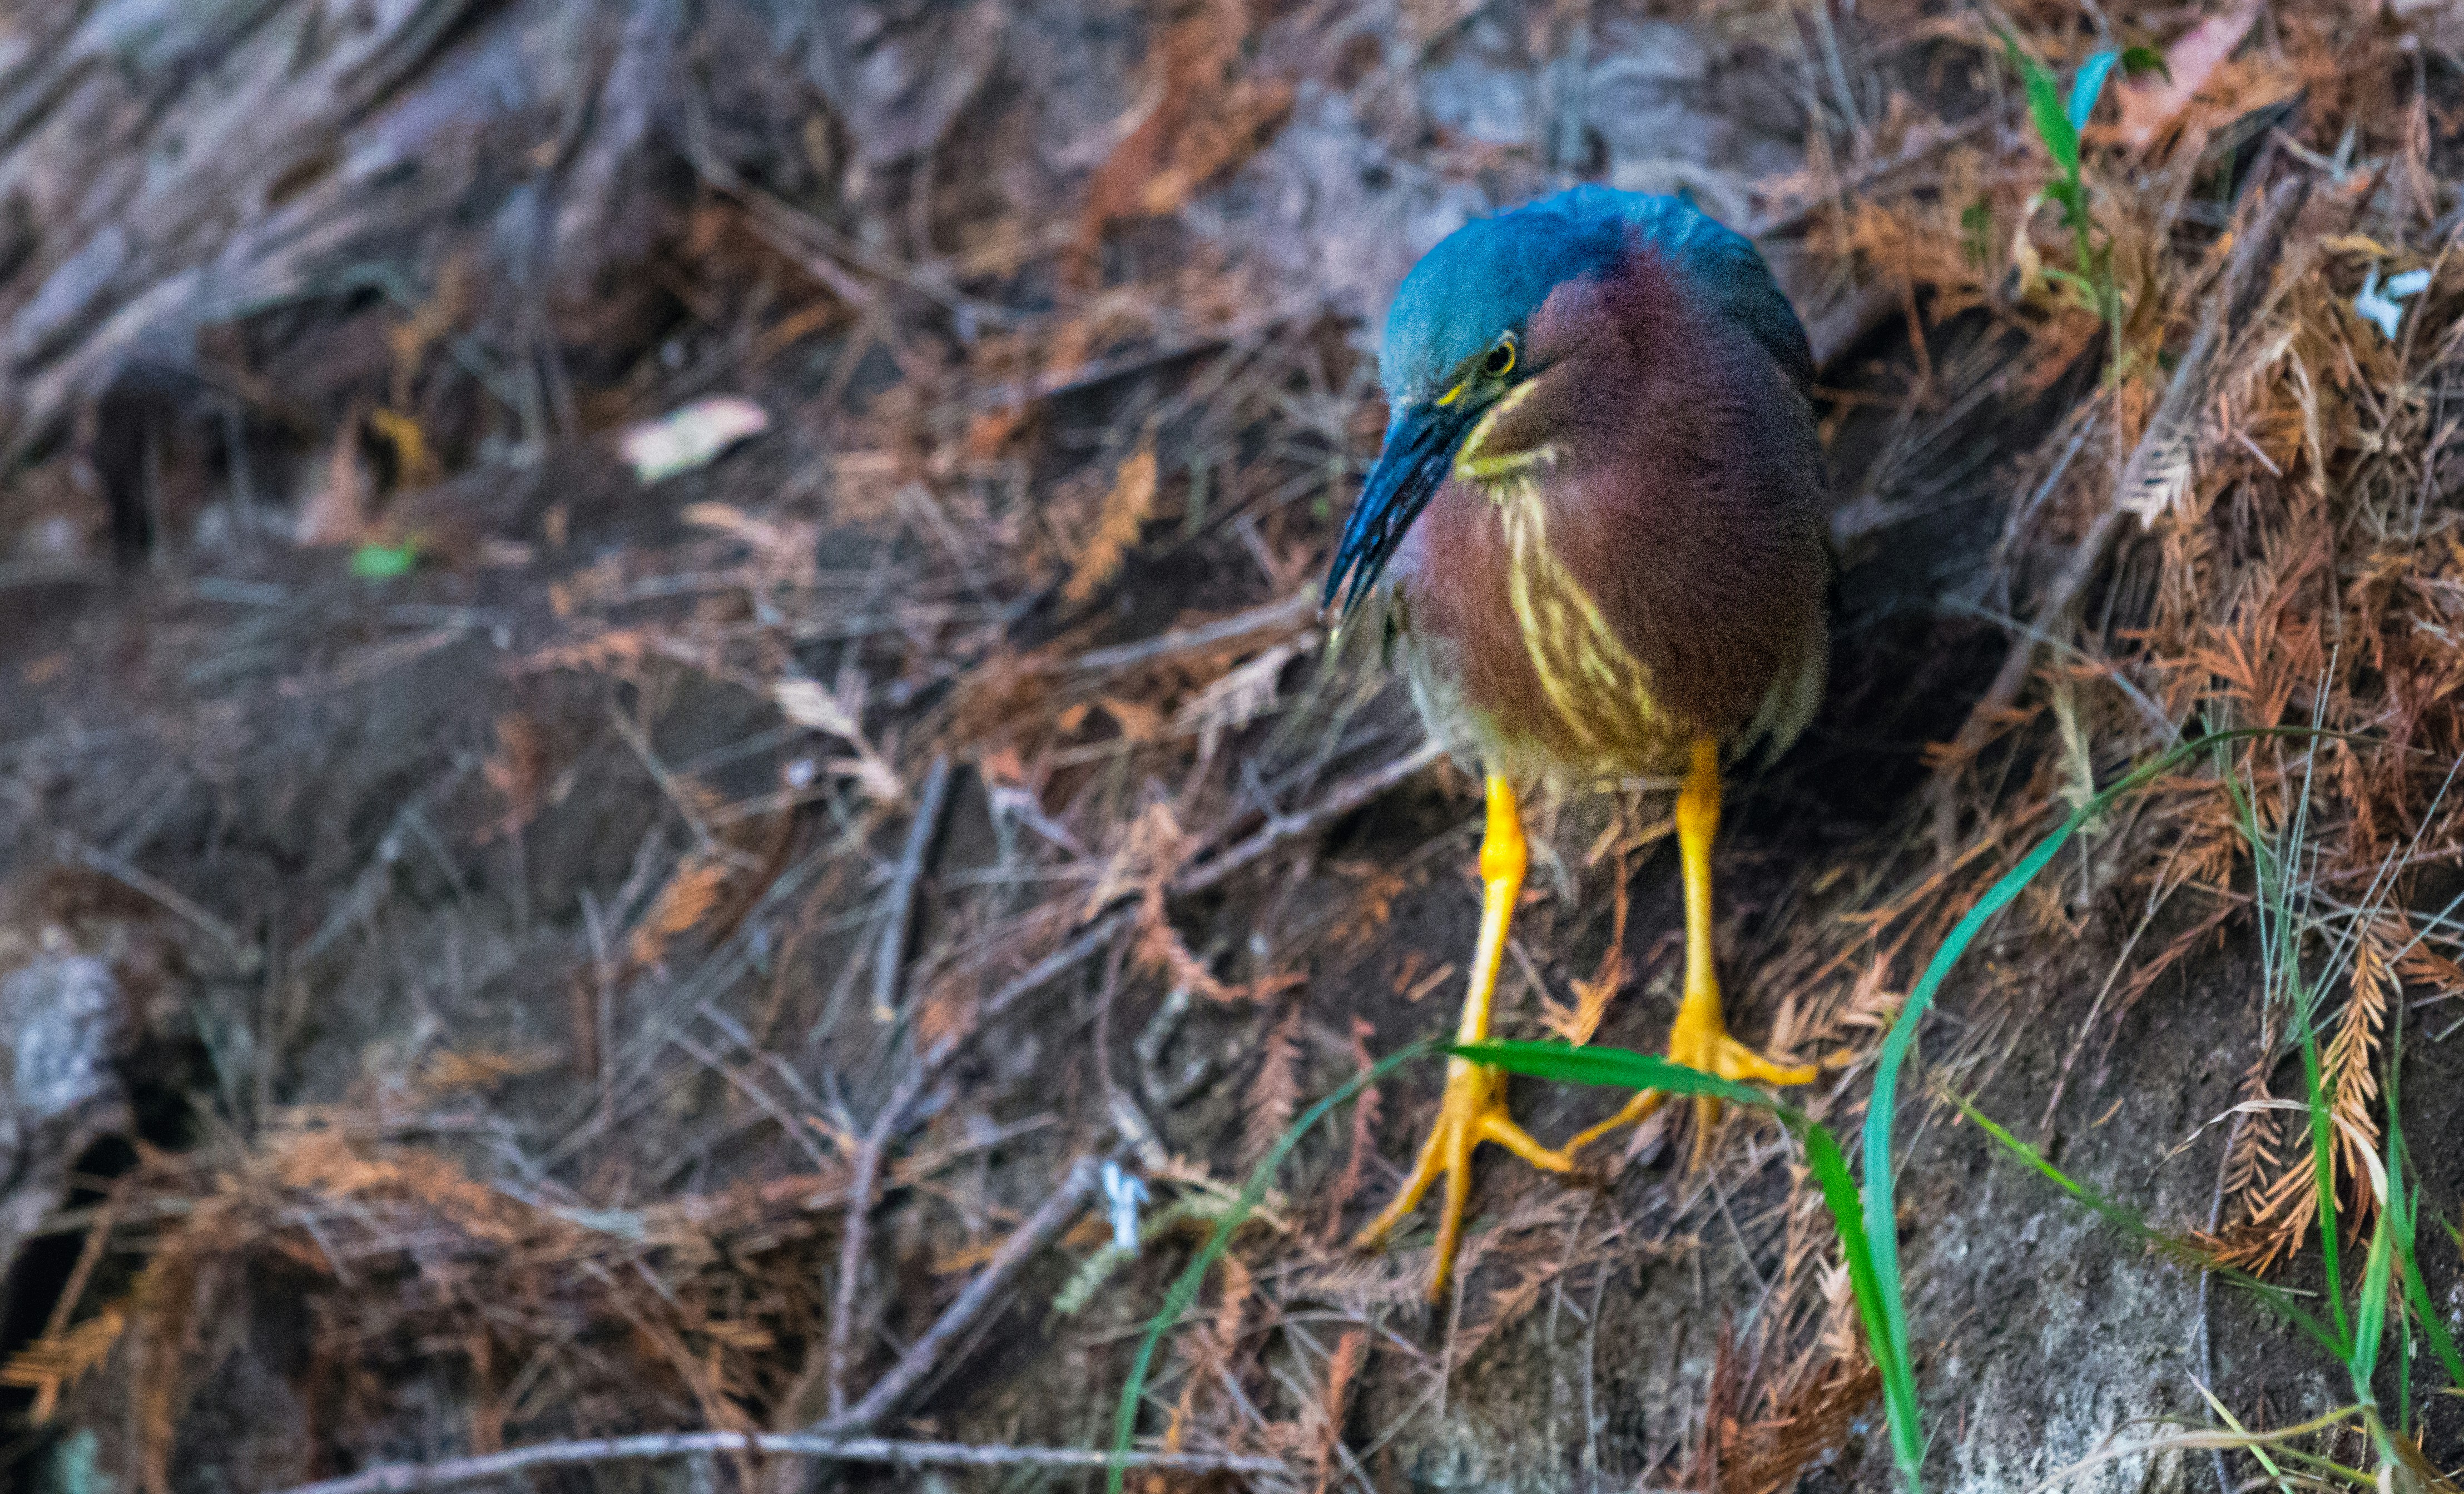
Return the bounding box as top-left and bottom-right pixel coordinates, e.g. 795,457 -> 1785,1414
1323,394 -> 1485,619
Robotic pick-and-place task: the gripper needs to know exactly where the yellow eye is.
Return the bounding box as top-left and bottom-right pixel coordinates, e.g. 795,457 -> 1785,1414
1482,336 -> 1516,378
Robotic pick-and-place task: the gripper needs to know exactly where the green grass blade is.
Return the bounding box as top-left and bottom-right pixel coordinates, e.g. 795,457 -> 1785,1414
2398,1304 -> 2415,1435
1862,795 -> 2072,1430
1945,1089 -> 2347,1358
1800,1123 -> 1925,1478
2381,1019 -> 2463,1393
2007,37 -> 2079,174
1862,728 -> 2336,1466
1467,1038 -> 1924,1486
2298,1030 -> 2351,1352
2385,1104 -> 2464,1400
1455,1040 -> 1782,1114
1107,1040 -> 1434,1493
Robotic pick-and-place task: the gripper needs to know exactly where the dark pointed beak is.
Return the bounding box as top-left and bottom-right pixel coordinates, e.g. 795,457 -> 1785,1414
1324,399 -> 1481,619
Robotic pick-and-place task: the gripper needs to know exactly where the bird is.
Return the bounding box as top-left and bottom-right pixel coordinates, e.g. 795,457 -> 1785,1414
1324,185 -> 1831,1299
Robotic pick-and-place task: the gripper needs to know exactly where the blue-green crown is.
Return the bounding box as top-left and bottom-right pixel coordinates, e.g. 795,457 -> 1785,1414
1378,186 -> 1811,406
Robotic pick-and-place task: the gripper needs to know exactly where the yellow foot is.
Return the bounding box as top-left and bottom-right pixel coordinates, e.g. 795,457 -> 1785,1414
1352,1055 -> 1574,1301
1563,1009 -> 1816,1165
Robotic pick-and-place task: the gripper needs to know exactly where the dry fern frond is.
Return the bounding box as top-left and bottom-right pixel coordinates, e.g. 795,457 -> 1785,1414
1063,441 -> 1158,604
1175,637 -> 1310,750
1241,1006 -> 1303,1166
0,1302 -> 127,1422
2323,917 -> 2394,1213
627,855 -> 731,970
1312,1327 -> 1368,1493
1543,868 -> 1628,1045
1321,1017 -> 1382,1237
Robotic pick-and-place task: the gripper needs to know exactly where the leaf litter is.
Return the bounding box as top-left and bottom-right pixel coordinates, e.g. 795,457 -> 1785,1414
0,0 -> 2460,1489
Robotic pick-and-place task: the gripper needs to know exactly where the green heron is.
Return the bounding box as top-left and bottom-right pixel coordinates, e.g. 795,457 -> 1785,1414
1326,186 -> 1830,1297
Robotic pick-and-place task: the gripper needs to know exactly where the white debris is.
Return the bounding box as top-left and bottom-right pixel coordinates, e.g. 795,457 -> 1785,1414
2354,264 -> 2434,340
1100,1159 -> 1148,1254
618,395 -> 771,483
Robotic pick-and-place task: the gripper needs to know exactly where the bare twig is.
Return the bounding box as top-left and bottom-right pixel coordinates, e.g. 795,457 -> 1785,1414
607,706 -> 758,871
1064,589 -> 1317,676
923,907 -> 1142,1083
821,1156 -> 1103,1434
871,753 -> 954,1021
813,746 -> 1429,1416
822,910 -> 1133,1418
1174,741 -> 1443,895
263,1433 -> 1289,1494
57,832 -> 249,962
824,1071 -> 899,1421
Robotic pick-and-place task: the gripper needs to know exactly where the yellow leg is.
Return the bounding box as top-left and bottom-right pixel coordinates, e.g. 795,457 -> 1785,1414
1354,773 -> 1573,1300
1566,738 -> 1815,1162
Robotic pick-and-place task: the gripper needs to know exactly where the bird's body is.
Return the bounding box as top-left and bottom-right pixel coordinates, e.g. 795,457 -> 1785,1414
1377,200 -> 1828,784
1330,187 -> 1831,1297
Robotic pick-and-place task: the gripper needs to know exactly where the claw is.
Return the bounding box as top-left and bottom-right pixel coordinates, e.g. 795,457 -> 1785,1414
1353,1056 -> 1574,1300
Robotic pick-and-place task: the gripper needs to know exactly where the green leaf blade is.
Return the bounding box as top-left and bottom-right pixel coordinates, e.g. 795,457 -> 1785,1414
1455,1040 -> 1786,1117
2353,1204 -> 2394,1407
2119,43 -> 2172,82
2066,49 -> 2121,134
2009,40 -> 2079,174
349,542 -> 420,578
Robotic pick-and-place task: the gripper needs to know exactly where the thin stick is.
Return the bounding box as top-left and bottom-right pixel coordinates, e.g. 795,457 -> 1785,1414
824,908 -> 1137,1418
38,1179 -> 123,1345
57,833 -> 247,960
607,707 -> 756,871
821,1156 -> 1102,1433
1174,741 -> 1442,895
824,1063 -> 900,1419
1930,174 -> 2308,835
1065,590 -> 1316,676
262,1433 -> 1288,1494
871,753 -> 954,1020
816,746 -> 1426,1416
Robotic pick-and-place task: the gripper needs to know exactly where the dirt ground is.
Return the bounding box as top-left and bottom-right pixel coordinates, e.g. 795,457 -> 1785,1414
2,2 -> 2463,1492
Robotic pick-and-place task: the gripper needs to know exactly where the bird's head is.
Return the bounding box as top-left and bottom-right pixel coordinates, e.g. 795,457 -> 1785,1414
1322,191 -> 1639,619
1323,187 -> 1798,622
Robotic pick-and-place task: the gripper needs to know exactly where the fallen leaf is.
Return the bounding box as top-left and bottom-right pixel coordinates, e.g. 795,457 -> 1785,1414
368,406 -> 440,489
349,541 -> 420,578
480,713 -> 551,843
627,857 -> 731,969
775,677 -> 859,737
1099,695 -> 1164,742
774,674 -> 906,803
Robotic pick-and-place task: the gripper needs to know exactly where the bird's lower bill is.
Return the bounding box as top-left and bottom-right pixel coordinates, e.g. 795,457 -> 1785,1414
1323,398 -> 1482,618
